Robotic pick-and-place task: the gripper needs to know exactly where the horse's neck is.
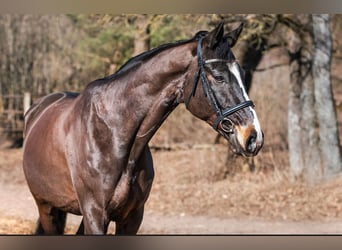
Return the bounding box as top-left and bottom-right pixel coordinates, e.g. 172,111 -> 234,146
94,43 -> 195,130
80,42 -> 195,163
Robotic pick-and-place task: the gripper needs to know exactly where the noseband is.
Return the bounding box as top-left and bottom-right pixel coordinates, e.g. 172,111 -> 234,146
185,35 -> 254,131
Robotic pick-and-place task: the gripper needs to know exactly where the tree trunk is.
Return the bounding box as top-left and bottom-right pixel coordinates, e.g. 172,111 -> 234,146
287,15 -> 322,182
287,14 -> 341,182
288,50 -> 305,178
133,14 -> 151,56
312,14 -> 342,178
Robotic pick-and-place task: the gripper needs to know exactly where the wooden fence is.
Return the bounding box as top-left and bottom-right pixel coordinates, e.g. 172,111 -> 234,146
0,92 -> 31,142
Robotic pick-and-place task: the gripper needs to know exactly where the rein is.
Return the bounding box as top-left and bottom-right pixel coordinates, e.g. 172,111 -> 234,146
185,36 -> 254,131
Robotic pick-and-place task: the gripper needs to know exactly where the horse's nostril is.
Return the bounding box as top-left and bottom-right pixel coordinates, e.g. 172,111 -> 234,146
246,130 -> 257,153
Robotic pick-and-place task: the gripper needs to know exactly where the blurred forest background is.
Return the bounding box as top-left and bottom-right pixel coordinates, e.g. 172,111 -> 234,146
0,14 -> 341,183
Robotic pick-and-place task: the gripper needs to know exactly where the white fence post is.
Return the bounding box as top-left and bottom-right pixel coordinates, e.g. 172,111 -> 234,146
23,92 -> 31,115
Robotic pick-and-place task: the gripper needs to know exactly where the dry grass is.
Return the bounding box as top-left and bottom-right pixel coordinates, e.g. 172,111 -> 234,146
146,145 -> 342,222
0,215 -> 79,234
0,215 -> 35,234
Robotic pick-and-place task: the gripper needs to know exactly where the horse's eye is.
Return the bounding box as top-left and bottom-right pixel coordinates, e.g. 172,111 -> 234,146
214,75 -> 225,83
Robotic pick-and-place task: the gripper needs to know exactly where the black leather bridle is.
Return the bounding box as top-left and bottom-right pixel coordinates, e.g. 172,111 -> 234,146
185,35 -> 254,132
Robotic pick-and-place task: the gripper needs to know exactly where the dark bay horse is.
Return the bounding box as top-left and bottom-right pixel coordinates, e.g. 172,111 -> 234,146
23,22 -> 264,234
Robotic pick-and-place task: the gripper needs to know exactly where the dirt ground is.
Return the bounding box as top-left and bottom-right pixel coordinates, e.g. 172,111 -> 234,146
1,143 -> 342,235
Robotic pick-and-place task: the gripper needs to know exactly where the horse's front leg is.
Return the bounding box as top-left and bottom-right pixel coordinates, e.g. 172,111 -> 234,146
114,146 -> 154,235
80,202 -> 110,234
74,181 -> 112,234
115,206 -> 144,235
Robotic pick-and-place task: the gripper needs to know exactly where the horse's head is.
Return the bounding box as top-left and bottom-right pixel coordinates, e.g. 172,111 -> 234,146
184,22 -> 264,157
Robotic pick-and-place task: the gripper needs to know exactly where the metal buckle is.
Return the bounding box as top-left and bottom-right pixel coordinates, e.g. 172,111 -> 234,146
219,117 -> 234,134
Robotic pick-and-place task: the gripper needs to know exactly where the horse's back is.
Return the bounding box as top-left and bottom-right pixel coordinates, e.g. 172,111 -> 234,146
24,92 -> 79,138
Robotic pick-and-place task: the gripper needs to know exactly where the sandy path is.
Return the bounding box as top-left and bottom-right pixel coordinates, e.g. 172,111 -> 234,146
2,182 -> 342,234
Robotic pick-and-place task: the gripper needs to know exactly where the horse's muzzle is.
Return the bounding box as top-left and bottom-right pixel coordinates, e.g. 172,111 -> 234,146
236,125 -> 264,157
219,122 -> 264,157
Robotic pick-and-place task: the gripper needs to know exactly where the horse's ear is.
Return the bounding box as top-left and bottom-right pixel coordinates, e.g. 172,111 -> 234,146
207,21 -> 225,49
224,23 -> 243,47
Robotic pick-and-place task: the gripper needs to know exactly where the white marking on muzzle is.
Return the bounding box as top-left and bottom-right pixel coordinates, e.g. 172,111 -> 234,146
228,62 -> 263,144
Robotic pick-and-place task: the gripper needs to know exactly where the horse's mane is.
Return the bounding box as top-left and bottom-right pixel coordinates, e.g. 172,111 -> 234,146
100,30 -> 209,81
